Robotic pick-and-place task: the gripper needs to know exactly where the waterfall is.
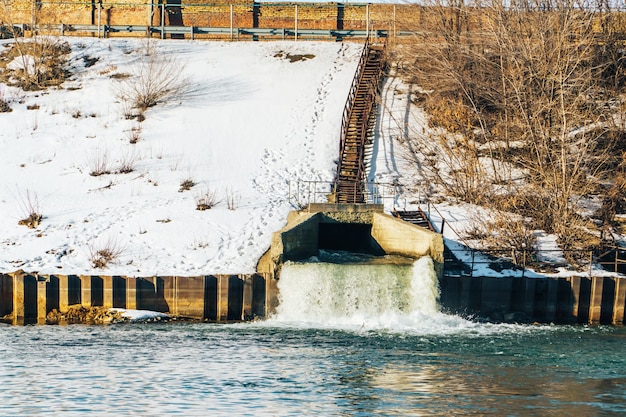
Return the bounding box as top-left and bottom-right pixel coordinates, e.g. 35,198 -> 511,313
274,255 -> 441,328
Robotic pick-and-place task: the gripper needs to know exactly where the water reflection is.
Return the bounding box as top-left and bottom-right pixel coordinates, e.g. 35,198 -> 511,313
1,324 -> 625,416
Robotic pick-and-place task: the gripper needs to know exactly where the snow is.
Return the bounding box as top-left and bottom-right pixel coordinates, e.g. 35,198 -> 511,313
0,37 -> 361,276
113,308 -> 169,322
0,36 -> 615,280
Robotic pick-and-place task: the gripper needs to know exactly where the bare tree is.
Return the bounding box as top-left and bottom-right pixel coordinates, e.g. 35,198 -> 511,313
399,0 -> 626,250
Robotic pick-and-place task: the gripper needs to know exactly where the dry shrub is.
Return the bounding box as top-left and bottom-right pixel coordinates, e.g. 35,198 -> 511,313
195,187 -> 220,211
225,186 -> 240,210
0,39 -> 71,91
424,95 -> 474,135
117,150 -> 137,174
114,44 -> 190,111
17,190 -> 42,229
88,149 -> 111,177
179,178 -> 195,192
88,238 -> 124,268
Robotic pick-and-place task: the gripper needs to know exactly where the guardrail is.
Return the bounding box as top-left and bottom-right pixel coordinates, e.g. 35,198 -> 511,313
288,179 -> 401,208
4,23 -> 390,41
444,247 -> 626,277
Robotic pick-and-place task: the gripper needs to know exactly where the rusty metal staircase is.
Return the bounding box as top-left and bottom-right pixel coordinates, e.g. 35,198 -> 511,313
333,38 -> 386,204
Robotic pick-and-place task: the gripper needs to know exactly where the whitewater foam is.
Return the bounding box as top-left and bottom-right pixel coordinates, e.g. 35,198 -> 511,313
265,255 -> 542,335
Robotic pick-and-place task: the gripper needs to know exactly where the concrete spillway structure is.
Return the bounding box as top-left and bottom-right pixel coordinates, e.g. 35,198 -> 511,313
256,203 -> 445,276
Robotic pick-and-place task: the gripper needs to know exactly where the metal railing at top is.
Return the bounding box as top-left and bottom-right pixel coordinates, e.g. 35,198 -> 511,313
288,179 -> 402,208
444,247 -> 626,278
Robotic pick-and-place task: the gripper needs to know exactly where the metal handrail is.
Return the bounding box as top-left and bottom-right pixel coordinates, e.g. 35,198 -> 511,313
334,36 -> 387,203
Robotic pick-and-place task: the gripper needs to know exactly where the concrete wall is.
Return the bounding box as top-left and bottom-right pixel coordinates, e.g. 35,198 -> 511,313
439,275 -> 626,325
371,212 -> 444,264
257,211 -> 320,274
1,273 -> 274,324
260,206 -> 445,277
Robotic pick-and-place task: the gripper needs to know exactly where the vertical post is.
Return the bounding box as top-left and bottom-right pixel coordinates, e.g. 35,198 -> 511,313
161,2 -> 165,39
569,276 -> 581,321
588,276 -> 604,324
393,4 -> 396,38
103,276 -> 113,308
58,275 -> 69,312
37,278 -> 47,324
217,275 -> 229,321
613,278 -> 625,325
126,277 -> 138,310
366,4 -> 369,38
97,1 -> 102,38
230,4 -> 233,41
242,275 -> 253,320
265,274 -> 279,317
295,4 -> 298,41
148,1 -> 153,37
80,275 -> 92,308
13,272 -> 25,323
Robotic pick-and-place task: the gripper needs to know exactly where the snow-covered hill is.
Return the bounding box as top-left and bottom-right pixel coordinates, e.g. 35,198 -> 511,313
0,38 -> 362,275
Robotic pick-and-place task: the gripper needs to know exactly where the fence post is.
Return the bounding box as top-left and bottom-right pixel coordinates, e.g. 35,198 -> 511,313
393,4 -> 396,38
295,4 -> 298,41
161,2 -> 165,39
97,1 -> 102,38
147,1 -> 153,36
471,249 -> 475,278
589,250 -> 593,277
230,4 -> 233,41
366,4 -> 369,38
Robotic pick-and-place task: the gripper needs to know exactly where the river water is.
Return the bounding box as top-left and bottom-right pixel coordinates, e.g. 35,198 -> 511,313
1,257 -> 626,416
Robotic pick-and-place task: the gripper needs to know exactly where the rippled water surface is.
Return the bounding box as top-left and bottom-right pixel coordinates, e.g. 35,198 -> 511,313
1,322 -> 625,416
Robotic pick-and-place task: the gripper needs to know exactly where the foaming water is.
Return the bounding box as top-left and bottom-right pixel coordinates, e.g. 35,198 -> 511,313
271,255 -> 529,336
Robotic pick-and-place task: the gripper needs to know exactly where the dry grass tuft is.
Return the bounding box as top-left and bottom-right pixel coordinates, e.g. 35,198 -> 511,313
88,238 -> 124,268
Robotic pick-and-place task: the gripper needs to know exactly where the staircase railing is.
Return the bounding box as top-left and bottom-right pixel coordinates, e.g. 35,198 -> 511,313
336,37 -> 371,184
334,36 -> 387,203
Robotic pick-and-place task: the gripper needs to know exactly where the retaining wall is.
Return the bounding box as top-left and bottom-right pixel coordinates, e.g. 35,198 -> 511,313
0,271 -> 276,324
440,275 -> 626,325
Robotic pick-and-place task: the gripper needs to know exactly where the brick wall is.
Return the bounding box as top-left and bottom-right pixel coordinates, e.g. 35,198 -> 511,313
0,1 -> 428,34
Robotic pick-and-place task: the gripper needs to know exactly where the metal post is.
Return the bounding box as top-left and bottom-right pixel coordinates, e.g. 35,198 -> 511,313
161,2 -> 165,39
366,4 -> 369,38
148,1 -> 153,37
97,1 -> 102,38
295,5 -> 298,41
393,4 -> 396,38
230,4 -> 233,41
